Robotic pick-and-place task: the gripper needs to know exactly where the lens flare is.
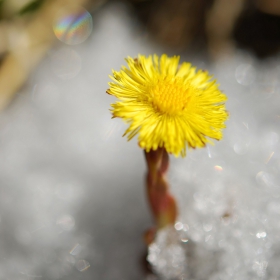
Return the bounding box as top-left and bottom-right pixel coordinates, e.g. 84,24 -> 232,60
53,7 -> 92,45
214,165 -> 223,171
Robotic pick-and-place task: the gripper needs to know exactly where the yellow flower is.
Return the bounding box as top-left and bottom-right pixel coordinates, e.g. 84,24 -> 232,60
107,54 -> 228,157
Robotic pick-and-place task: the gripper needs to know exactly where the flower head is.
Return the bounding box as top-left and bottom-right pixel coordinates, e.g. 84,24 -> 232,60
107,54 -> 228,157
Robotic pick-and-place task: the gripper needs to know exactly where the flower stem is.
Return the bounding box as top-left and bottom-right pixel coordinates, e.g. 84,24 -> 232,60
144,148 -> 178,244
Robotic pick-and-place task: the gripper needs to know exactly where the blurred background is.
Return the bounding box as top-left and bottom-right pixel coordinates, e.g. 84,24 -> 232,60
0,0 -> 280,279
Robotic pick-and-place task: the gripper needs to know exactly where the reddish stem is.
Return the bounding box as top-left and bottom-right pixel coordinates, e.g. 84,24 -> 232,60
144,148 -> 178,244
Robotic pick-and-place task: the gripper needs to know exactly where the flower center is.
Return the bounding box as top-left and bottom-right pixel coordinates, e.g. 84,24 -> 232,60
150,77 -> 190,114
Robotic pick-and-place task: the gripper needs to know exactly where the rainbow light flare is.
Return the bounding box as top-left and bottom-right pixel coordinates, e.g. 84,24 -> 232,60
53,8 -> 92,45
214,165 -> 223,171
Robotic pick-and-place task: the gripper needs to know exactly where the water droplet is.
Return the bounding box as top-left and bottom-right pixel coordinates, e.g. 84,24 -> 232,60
183,224 -> 189,231
50,48 -> 81,79
234,141 -> 249,155
265,151 -> 275,164
181,238 -> 188,243
70,243 -> 82,256
207,146 -> 212,158
256,232 -> 267,239
76,259 -> 90,272
235,64 -> 256,85
203,223 -> 213,232
256,171 -> 277,188
174,222 -> 183,231
205,235 -> 212,242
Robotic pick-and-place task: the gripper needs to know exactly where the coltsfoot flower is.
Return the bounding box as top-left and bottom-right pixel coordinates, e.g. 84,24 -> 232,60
107,54 -> 228,157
